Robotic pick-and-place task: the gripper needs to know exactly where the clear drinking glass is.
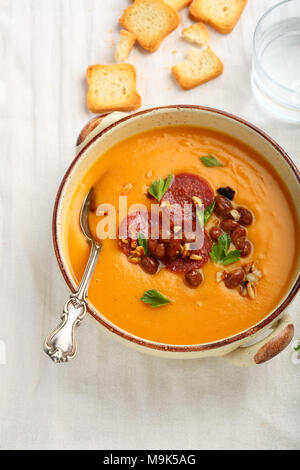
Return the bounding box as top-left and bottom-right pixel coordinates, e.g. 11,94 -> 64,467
252,0 -> 300,122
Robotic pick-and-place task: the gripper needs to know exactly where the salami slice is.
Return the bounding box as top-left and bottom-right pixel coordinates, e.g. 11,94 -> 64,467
118,173 -> 214,274
161,173 -> 214,209
160,173 -> 214,227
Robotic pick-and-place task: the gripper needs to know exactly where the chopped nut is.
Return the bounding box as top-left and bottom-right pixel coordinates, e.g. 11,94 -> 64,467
190,254 -> 203,261
192,196 -> 203,207
160,200 -> 172,209
250,263 -> 256,273
216,271 -> 225,283
173,225 -> 182,235
131,240 -> 137,249
182,243 -> 192,257
128,255 -> 140,264
246,282 -> 256,299
246,273 -> 258,283
145,170 -> 153,178
121,183 -> 133,195
252,269 -> 263,279
136,246 -> 145,256
184,243 -> 192,251
240,285 -> 248,297
230,209 -> 240,221
244,262 -> 255,274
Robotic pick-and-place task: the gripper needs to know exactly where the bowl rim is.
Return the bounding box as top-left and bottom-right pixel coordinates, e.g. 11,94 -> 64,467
53,105 -> 300,353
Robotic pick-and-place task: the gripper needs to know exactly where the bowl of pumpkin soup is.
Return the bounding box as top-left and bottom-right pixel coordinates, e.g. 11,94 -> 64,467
53,106 -> 300,365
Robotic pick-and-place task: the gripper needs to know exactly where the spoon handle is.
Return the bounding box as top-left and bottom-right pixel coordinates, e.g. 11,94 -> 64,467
44,242 -> 101,363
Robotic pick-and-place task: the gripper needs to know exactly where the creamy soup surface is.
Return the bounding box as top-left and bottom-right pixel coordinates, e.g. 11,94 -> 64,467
65,127 -> 299,345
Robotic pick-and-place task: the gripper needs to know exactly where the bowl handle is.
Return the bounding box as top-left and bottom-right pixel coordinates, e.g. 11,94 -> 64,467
224,314 -> 294,367
76,112 -> 128,150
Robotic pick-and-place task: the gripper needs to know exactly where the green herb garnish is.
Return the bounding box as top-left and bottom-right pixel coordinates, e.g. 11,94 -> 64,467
200,154 -> 223,168
196,201 -> 215,229
294,344 -> 300,353
222,250 -> 242,266
210,233 -> 241,265
148,173 -> 173,202
141,289 -> 171,308
204,201 -> 215,225
196,207 -> 204,229
137,233 -> 148,255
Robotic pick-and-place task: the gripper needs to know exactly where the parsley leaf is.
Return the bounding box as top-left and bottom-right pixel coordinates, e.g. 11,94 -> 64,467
148,173 -> 173,202
204,201 -> 215,225
210,243 -> 223,264
196,207 -> 204,229
196,201 -> 215,229
219,233 -> 231,255
294,344 -> 300,353
222,250 -> 242,266
141,289 -> 171,308
210,233 -> 241,265
200,154 -> 223,168
137,233 -> 148,255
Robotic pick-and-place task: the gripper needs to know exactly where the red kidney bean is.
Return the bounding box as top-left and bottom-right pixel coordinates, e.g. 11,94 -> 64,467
166,239 -> 181,259
148,239 -> 158,255
224,268 -> 245,289
185,270 -> 203,288
231,226 -> 247,246
210,226 -> 223,241
148,239 -> 165,259
235,238 -> 247,250
220,219 -> 239,234
148,238 -> 166,259
140,256 -> 159,275
214,195 -> 233,217
155,243 -> 166,259
237,207 -> 253,226
240,240 -> 252,258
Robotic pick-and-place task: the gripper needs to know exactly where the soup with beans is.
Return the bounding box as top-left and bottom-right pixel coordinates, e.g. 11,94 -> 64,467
65,127 -> 298,345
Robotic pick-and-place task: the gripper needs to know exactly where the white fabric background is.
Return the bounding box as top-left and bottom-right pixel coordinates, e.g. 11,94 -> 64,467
0,0 -> 299,450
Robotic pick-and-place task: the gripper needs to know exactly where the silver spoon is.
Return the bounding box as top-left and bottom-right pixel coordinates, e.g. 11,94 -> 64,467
44,189 -> 102,363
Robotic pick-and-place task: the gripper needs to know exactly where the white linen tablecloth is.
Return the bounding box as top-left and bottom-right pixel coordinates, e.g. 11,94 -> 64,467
0,0 -> 299,450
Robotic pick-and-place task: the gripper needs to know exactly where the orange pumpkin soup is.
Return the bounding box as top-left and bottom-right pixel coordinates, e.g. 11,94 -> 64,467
65,127 -> 298,345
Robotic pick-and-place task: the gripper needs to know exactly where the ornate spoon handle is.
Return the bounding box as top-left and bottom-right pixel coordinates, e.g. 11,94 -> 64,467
44,242 -> 101,363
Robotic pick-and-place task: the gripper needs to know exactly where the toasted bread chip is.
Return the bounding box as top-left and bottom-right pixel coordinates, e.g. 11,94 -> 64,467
87,64 -> 141,113
172,46 -> 223,90
120,0 -> 181,52
164,0 -> 192,10
115,30 -> 136,62
131,0 -> 191,11
190,0 -> 247,34
182,22 -> 209,46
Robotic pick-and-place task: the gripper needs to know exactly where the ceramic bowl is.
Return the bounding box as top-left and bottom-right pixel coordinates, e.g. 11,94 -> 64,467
53,106 -> 300,366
